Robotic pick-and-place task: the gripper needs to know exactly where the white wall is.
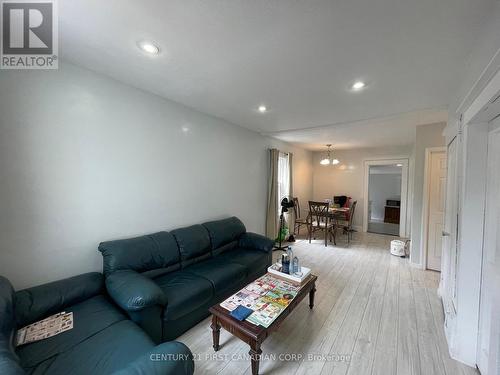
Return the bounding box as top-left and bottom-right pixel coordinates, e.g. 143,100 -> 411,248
410,122 -> 446,266
450,2 -> 500,116
368,172 -> 401,221
0,62 -> 313,289
439,4 -> 500,369
312,145 -> 411,229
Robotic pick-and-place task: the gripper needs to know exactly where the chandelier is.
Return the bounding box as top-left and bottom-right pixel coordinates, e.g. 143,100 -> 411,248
320,144 -> 340,165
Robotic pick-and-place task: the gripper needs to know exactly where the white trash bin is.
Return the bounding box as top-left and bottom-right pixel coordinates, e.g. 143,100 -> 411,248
390,240 -> 407,257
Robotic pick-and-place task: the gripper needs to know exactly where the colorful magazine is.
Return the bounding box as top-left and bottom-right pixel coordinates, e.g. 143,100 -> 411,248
220,274 -> 300,328
15,311 -> 73,346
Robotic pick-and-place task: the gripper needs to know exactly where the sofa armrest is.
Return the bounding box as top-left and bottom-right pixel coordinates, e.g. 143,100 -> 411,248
112,341 -> 194,375
106,270 -> 167,312
238,232 -> 274,253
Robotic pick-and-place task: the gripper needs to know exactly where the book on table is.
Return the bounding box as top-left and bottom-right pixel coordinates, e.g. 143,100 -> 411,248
220,273 -> 300,328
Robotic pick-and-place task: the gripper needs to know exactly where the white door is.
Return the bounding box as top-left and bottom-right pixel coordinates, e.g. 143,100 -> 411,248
426,151 -> 447,271
477,120 -> 500,375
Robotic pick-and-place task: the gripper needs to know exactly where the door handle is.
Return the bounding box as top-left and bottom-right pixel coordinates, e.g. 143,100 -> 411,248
442,231 -> 450,237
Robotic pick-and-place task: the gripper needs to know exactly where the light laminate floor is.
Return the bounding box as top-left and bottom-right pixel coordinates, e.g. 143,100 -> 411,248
177,232 -> 479,375
367,220 -> 400,236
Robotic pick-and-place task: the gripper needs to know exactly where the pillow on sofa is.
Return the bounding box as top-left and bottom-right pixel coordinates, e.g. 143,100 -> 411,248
99,232 -> 181,277
202,217 -> 246,255
15,273 -> 103,327
0,276 -> 24,375
171,225 -> 211,267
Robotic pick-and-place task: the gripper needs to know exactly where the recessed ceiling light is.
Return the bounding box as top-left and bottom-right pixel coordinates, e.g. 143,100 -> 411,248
258,105 -> 268,113
138,41 -> 160,55
396,163 -> 403,167
352,81 -> 366,91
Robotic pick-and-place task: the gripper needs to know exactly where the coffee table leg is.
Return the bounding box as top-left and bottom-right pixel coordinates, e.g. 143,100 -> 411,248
249,341 -> 262,375
211,315 -> 221,351
309,284 -> 317,309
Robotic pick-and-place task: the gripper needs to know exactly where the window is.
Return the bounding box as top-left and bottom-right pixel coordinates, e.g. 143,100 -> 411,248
277,152 -> 290,216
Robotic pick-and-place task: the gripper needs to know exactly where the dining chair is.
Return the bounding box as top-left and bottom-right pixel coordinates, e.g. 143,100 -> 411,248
343,200 -> 357,245
292,197 -> 309,236
308,201 -> 336,246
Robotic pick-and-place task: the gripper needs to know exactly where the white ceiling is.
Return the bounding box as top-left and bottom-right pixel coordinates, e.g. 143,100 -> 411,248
59,0 -> 493,147
267,108 -> 448,150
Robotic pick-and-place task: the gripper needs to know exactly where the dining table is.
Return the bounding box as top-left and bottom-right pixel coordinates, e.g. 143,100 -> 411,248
328,206 -> 350,218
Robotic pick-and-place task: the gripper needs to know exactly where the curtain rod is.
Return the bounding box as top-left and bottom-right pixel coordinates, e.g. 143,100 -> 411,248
269,148 -> 291,156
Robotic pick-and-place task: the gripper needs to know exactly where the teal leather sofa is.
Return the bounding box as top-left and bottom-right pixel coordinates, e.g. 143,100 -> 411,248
0,273 -> 194,375
99,217 -> 273,342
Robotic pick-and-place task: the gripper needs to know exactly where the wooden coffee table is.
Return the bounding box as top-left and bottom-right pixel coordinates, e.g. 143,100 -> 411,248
209,274 -> 317,375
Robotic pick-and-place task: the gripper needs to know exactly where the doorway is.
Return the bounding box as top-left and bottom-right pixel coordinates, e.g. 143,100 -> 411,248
363,159 -> 409,237
422,147 -> 447,271
367,165 -> 402,235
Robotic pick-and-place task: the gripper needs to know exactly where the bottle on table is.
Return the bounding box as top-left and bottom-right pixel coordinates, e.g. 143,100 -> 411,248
281,253 -> 290,274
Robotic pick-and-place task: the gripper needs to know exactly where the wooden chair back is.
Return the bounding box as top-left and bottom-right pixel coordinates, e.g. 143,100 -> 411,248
293,197 -> 301,219
308,201 -> 330,227
347,201 -> 357,230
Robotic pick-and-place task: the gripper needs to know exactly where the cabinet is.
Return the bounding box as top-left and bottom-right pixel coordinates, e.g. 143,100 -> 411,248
384,206 -> 400,224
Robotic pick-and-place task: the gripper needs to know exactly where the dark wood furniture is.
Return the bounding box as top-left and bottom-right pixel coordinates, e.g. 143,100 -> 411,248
209,274 -> 318,375
384,206 -> 400,224
292,197 -> 309,235
332,201 -> 357,245
308,201 -> 336,246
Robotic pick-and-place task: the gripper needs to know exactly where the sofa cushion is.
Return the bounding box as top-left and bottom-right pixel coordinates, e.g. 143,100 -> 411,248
21,320 -> 154,375
217,248 -> 270,275
114,341 -> 194,375
0,277 -> 15,347
16,294 -> 127,368
154,271 -> 214,321
184,258 -> 247,296
15,272 -> 103,327
0,276 -> 23,375
202,217 -> 246,252
99,231 -> 180,276
171,225 -> 211,267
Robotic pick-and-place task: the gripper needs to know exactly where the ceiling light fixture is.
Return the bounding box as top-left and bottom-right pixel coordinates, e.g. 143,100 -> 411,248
320,144 -> 339,166
396,163 -> 403,167
352,81 -> 366,91
258,105 -> 268,113
138,41 -> 160,55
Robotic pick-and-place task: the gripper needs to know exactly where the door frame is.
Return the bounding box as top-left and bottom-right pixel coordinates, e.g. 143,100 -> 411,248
441,66 -> 500,367
476,117 -> 500,374
362,157 -> 409,237
420,146 -> 447,271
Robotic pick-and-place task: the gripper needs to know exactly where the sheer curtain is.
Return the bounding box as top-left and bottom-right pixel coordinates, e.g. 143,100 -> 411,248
278,152 -> 290,206
266,149 -> 293,240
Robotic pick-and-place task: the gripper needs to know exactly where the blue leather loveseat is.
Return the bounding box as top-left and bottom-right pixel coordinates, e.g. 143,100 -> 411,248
99,217 -> 273,342
0,273 -> 194,375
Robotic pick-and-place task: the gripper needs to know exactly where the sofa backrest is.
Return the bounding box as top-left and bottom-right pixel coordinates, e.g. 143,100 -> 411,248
99,232 -> 181,277
171,225 -> 212,267
0,276 -> 25,374
202,217 -> 246,256
98,217 -> 247,276
14,272 -> 103,328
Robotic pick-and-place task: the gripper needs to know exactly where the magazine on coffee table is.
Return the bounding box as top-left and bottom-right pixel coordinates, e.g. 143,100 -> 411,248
15,311 -> 74,346
220,273 -> 300,328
